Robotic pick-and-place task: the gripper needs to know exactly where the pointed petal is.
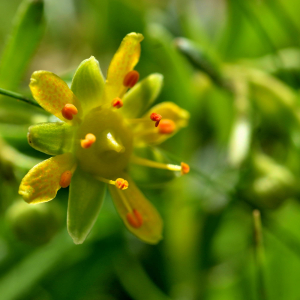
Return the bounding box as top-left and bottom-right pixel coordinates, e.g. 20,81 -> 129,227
29,71 -> 82,123
19,153 -> 75,204
135,102 -> 190,146
67,168 -> 106,244
109,173 -> 163,244
122,73 -> 163,118
28,122 -> 75,155
71,56 -> 105,114
104,33 -> 144,102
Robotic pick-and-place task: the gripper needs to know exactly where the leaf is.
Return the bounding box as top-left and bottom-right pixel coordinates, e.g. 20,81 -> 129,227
0,0 -> 45,90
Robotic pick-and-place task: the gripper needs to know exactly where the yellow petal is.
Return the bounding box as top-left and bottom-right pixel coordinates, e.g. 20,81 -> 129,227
135,102 -> 190,146
29,71 -> 82,123
104,33 -> 144,102
19,153 -> 75,204
109,173 -> 163,244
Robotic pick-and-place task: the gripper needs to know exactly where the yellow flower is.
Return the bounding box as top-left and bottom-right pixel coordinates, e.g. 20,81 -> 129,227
19,33 -> 190,244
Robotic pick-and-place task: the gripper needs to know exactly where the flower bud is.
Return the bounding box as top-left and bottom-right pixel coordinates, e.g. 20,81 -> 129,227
245,153 -> 297,209
6,200 -> 63,245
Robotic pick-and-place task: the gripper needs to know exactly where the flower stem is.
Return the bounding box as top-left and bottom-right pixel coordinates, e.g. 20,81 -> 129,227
0,87 -> 41,109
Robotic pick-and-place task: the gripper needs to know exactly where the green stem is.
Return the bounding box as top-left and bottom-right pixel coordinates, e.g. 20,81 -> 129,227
253,209 -> 268,300
0,87 -> 41,109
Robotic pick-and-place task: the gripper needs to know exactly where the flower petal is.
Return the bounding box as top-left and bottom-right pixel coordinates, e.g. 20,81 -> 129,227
134,102 -> 190,146
19,153 -> 76,204
28,122 -> 75,155
121,73 -> 163,118
67,167 -> 106,244
71,56 -> 105,114
104,33 -> 144,102
29,71 -> 82,123
109,173 -> 163,244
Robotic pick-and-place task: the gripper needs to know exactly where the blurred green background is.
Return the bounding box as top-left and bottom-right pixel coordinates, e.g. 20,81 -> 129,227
2,0 -> 300,299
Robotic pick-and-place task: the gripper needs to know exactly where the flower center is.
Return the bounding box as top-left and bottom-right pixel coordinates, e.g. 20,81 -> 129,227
75,106 -> 133,178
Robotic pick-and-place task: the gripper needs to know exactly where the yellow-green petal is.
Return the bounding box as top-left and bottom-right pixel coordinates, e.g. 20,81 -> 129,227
122,73 -> 163,118
109,173 -> 163,244
104,32 -> 144,103
29,71 -> 82,123
67,167 -> 106,244
134,102 -> 190,146
28,122 -> 75,155
19,153 -> 76,204
71,56 -> 105,114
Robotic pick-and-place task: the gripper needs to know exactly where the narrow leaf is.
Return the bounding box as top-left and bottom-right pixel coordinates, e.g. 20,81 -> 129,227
0,0 -> 45,90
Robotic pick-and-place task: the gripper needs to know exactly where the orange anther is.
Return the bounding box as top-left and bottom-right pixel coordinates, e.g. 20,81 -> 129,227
81,133 -> 96,149
112,97 -> 123,108
123,70 -> 140,88
61,104 -> 78,120
59,170 -> 72,188
115,178 -> 129,190
158,119 -> 176,134
150,112 -> 162,127
181,162 -> 190,175
126,209 -> 143,228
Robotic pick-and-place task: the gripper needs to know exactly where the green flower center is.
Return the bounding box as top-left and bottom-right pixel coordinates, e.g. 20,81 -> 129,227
75,106 -> 133,178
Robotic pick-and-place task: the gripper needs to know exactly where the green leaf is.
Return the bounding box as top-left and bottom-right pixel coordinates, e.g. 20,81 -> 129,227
0,0 -> 45,90
67,167 -> 106,244
71,56 -> 105,114
114,252 -> 172,300
122,73 -> 163,118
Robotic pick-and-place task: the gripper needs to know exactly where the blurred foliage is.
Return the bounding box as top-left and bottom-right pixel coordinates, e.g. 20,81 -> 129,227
2,0 -> 300,299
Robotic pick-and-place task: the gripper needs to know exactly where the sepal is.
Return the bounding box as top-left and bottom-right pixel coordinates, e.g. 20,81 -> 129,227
67,167 -> 106,244
28,122 -> 75,155
122,73 -> 163,118
71,56 -> 105,114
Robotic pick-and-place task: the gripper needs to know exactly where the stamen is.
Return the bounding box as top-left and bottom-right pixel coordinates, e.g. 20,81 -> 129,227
61,104 -> 78,120
115,178 -> 129,190
181,162 -> 190,175
150,112 -> 162,127
131,156 -> 190,175
97,177 -> 129,190
59,170 -> 72,188
126,209 -> 143,228
123,70 -> 140,88
81,133 -> 96,149
158,119 -> 176,134
114,185 -> 143,228
112,97 -> 123,108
